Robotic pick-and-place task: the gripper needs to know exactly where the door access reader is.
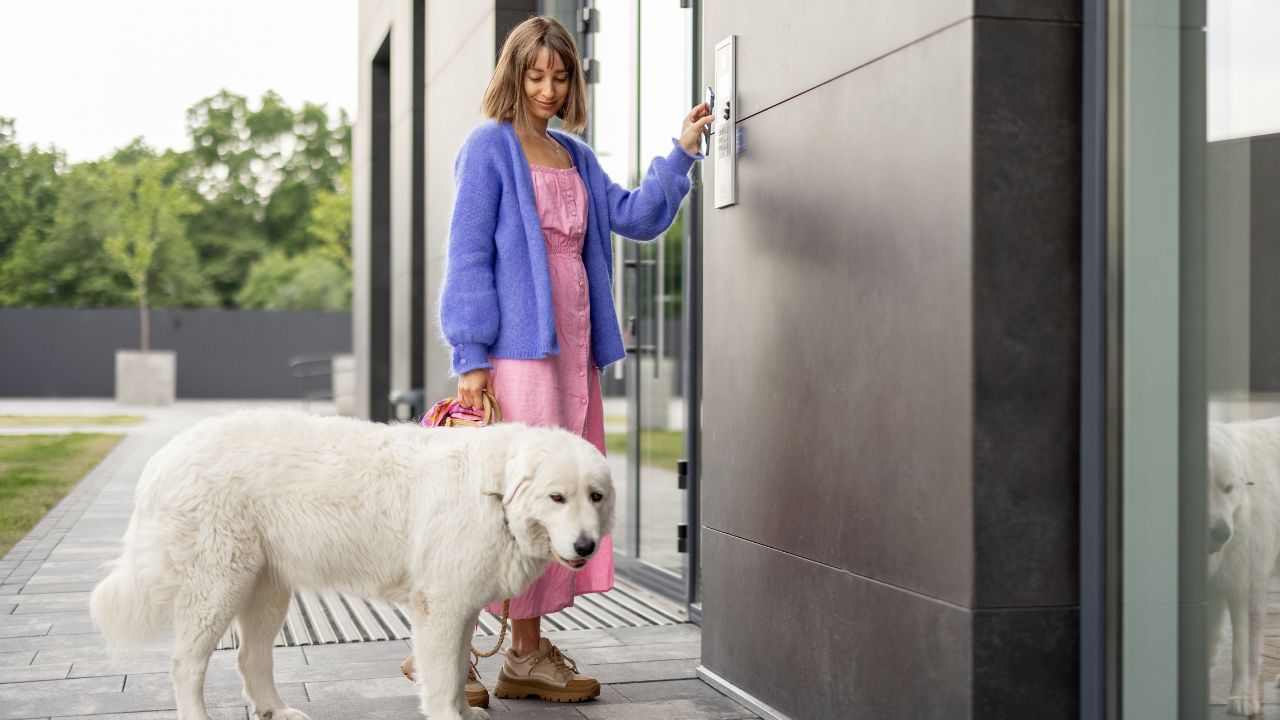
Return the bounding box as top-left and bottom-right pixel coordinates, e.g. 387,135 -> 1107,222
713,35 -> 736,209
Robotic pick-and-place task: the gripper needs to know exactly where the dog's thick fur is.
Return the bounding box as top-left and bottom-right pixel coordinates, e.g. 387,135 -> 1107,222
1208,418 -> 1280,715
89,410 -> 614,720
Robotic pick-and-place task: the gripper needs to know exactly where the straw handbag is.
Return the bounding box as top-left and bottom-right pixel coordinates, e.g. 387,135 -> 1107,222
418,389 -> 509,658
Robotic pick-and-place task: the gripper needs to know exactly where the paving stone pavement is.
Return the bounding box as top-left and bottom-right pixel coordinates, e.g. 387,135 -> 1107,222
0,400 -> 758,719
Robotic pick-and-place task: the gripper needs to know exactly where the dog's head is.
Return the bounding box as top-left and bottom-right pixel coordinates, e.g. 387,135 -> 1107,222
496,426 -> 615,571
1208,423 -> 1246,555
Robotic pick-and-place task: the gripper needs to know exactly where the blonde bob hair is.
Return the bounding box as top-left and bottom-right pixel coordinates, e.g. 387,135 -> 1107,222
483,17 -> 588,134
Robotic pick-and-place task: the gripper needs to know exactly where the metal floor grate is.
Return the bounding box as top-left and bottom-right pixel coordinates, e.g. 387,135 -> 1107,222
216,579 -> 685,650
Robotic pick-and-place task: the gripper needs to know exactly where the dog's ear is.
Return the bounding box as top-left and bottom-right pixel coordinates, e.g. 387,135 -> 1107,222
489,428 -> 546,507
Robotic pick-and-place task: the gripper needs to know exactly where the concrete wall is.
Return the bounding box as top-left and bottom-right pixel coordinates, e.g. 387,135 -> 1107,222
355,0 -> 536,419
1206,138 -> 1252,395
1250,134 -> 1280,392
0,308 -> 350,398
1205,132 -> 1280,395
698,2 -> 1081,717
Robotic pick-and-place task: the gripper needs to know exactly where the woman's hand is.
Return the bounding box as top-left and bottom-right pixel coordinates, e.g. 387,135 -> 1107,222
678,102 -> 715,156
457,368 -> 493,410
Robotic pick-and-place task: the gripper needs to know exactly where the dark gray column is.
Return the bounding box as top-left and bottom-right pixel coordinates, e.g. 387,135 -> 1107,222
369,34 -> 392,422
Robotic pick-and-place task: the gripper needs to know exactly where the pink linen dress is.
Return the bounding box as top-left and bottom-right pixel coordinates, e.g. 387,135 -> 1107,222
483,163 -> 614,619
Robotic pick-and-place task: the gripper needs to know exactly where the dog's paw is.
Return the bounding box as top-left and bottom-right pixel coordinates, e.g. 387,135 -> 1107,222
1227,695 -> 1261,716
461,708 -> 489,720
254,710 -> 312,720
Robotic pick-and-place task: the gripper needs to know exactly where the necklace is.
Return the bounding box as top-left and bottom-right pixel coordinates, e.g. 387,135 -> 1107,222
543,133 -> 564,161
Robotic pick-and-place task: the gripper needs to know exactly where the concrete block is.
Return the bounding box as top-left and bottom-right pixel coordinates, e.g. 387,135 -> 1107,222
114,351 -> 175,406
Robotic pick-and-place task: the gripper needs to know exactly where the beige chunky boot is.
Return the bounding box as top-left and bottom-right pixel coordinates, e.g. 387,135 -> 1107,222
491,638 -> 600,703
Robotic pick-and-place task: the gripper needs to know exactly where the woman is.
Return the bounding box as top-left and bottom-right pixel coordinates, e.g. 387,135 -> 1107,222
417,15 -> 711,707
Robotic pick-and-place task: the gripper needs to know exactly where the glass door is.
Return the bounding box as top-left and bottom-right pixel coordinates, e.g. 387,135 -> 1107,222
584,0 -> 699,606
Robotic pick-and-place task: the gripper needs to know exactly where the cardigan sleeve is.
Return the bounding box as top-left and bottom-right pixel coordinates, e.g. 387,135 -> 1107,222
439,131 -> 502,376
603,139 -> 702,240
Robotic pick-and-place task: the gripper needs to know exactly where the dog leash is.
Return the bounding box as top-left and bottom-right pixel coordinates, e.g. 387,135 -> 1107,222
420,390 -> 510,658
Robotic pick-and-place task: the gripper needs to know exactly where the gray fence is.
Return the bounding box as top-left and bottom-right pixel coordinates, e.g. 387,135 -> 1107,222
0,308 -> 351,399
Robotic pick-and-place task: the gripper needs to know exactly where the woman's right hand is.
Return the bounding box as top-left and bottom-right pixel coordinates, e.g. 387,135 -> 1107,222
457,368 -> 493,410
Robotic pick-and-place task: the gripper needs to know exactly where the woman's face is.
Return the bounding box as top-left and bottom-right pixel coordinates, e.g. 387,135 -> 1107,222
523,46 -> 568,124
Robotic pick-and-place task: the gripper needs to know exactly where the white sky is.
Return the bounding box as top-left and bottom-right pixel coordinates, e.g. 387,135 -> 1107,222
1208,0 -> 1280,141
0,0 -> 357,163
0,0 -> 1275,160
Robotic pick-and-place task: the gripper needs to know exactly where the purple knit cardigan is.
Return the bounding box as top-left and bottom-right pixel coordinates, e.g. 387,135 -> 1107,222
439,120 -> 701,376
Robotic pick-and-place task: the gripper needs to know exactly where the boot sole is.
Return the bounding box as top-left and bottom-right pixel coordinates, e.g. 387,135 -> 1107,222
492,678 -> 600,703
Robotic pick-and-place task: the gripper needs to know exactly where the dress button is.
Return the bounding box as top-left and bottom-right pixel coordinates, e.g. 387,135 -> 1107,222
581,398 -> 587,405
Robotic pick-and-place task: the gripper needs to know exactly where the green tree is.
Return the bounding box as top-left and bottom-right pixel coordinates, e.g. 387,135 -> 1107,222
183,91 -> 351,304
0,119 -> 62,270
103,153 -> 203,349
236,250 -> 350,311
308,163 -> 352,271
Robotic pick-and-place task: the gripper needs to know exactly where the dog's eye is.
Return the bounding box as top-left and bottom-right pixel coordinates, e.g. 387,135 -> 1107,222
590,492 -> 604,503
1224,484 -> 1235,494
549,493 -> 566,504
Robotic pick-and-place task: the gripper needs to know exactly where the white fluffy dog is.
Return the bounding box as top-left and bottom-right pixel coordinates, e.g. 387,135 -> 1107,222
89,409 -> 614,720
1208,418 -> 1280,715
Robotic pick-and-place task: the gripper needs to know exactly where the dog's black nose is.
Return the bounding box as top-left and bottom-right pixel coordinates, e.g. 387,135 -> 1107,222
1210,522 -> 1232,548
574,537 -> 596,558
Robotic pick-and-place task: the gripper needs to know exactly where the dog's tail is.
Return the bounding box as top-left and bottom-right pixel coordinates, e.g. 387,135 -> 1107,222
89,519 -> 172,648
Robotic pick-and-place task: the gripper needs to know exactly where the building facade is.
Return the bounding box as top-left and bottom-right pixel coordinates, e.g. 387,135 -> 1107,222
355,1 -> 1276,717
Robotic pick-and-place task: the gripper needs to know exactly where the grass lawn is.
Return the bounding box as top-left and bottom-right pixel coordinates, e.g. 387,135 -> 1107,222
605,430 -> 684,471
0,415 -> 143,428
0,433 -> 124,557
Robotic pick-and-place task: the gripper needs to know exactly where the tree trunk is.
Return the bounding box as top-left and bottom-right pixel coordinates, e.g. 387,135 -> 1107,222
138,277 -> 150,353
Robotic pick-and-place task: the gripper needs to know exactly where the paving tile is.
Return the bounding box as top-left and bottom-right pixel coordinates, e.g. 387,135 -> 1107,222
303,675 -> 420,701
0,651 -> 35,668
487,700 -> 591,717
2,691 -> 244,720
30,561 -> 109,574
0,605 -> 15,616
66,647 -> 307,678
0,633 -> 108,654
577,697 -> 758,720
0,674 -> 123,703
610,679 -> 726,703
0,664 -> 70,683
301,640 -> 411,665
11,601 -> 88,615
19,583 -> 101,595
590,685 -> 629,705
0,612 -> 89,627
602,624 -> 701,646
0,592 -> 91,606
0,624 -> 50,639
273,659 -> 415,684
118,675 -> 307,709
538,629 -> 624,650
567,641 -> 700,666
46,618 -> 96,636
51,709 -> 246,720
276,696 -> 426,720
588,658 -> 701,685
